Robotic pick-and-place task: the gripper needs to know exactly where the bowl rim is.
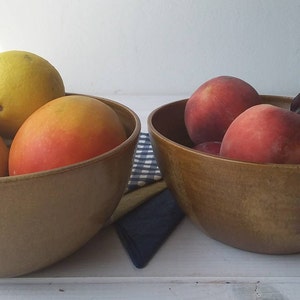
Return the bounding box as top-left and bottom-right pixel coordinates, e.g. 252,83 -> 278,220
147,94 -> 300,169
2,94 -> 141,183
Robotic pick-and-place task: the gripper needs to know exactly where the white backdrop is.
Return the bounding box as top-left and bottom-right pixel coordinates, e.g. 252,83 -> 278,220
0,0 -> 299,98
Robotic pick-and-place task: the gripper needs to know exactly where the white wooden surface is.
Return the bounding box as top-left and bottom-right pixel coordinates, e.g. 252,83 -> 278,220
0,95 -> 299,299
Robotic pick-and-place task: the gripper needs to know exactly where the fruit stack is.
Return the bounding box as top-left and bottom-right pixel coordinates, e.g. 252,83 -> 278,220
0,50 -> 127,177
185,76 -> 300,164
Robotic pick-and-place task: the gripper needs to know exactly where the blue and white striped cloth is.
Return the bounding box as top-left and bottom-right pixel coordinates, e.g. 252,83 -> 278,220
126,133 -> 162,192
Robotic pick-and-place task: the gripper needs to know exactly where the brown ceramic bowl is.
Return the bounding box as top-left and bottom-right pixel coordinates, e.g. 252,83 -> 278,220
148,95 -> 300,254
0,94 -> 140,277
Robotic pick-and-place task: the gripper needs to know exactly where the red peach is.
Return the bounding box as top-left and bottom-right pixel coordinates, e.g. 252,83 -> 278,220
220,104 -> 300,164
193,141 -> 221,155
184,76 -> 261,144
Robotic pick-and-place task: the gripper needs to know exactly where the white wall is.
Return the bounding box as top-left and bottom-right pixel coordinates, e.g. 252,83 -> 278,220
0,0 -> 299,97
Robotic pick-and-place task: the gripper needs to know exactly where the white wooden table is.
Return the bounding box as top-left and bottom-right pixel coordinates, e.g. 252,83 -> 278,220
0,95 -> 299,299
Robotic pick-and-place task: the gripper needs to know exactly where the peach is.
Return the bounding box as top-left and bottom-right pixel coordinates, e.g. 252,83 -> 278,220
193,141 -> 221,155
9,95 -> 127,175
220,104 -> 300,164
184,76 -> 261,145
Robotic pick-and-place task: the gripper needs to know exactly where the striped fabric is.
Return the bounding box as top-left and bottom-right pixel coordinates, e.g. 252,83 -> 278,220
126,133 -> 162,192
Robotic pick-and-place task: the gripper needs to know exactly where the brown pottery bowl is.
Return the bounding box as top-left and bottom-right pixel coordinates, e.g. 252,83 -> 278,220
148,95 -> 300,254
0,94 -> 140,277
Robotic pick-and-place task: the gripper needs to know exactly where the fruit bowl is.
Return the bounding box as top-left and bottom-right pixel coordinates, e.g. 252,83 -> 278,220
148,95 -> 300,254
0,94 -> 140,277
